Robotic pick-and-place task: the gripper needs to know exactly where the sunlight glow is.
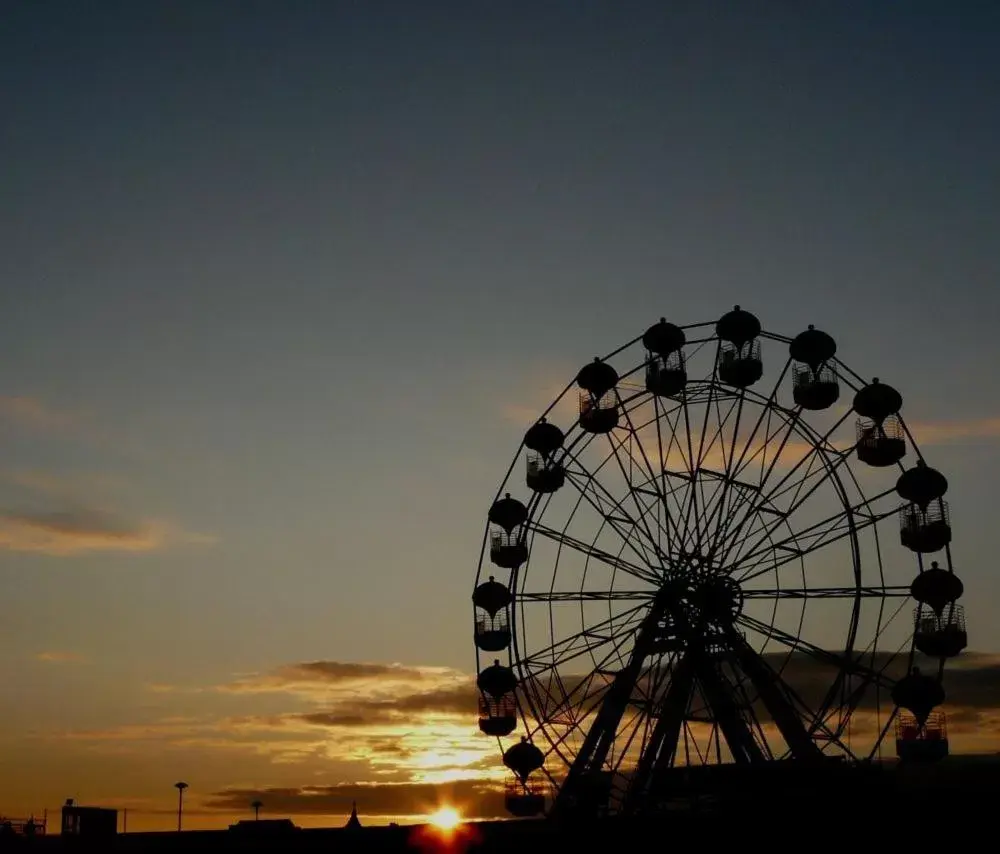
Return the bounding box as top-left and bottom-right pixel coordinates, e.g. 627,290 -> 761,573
428,806 -> 462,831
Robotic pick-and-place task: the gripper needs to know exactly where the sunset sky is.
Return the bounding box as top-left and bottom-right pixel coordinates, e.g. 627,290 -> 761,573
2,1 -> 1000,831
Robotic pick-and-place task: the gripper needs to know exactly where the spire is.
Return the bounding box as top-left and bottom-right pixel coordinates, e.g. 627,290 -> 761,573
345,801 -> 362,830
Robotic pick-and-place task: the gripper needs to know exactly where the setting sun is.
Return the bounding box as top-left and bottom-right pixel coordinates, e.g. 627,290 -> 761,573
428,806 -> 462,831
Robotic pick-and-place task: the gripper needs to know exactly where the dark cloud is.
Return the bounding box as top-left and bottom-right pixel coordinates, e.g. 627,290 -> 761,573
290,683 -> 479,728
204,780 -> 506,819
279,661 -> 430,682
263,651 -> 997,733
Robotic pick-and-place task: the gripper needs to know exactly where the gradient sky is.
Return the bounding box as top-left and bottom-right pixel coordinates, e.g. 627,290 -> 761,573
2,0 -> 1000,831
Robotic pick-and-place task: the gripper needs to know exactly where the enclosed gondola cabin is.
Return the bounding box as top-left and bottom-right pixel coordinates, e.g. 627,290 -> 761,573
789,325 -> 840,410
914,605 -> 967,658
477,659 -> 518,736
579,390 -> 618,433
523,419 -> 566,493
716,306 -> 763,388
891,667 -> 945,725
526,453 -> 565,493
646,351 -> 687,398
643,316 -> 688,398
479,693 -> 517,736
473,576 -> 512,652
856,415 -> 906,466
792,364 -> 840,410
854,379 -> 906,466
577,358 -> 619,433
504,778 -> 546,817
896,461 -> 952,553
488,494 -> 529,570
910,561 -> 964,613
900,501 -> 952,553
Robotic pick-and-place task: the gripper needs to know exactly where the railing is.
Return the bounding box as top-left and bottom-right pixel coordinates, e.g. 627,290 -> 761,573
856,414 -> 903,443
718,337 -> 761,365
896,710 -> 947,741
914,603 -> 966,633
490,530 -> 523,550
476,612 -> 509,635
504,777 -> 548,798
792,362 -> 837,387
479,692 -> 517,718
900,500 -> 949,532
579,390 -> 617,413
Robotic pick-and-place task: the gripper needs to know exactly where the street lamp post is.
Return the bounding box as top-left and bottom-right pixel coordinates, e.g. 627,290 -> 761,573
174,782 -> 188,832
251,800 -> 262,821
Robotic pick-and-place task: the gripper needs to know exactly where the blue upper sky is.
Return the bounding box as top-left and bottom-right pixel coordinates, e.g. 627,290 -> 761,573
1,0 -> 998,825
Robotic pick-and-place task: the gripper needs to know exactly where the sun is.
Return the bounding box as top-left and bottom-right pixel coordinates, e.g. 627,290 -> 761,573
427,806 -> 462,831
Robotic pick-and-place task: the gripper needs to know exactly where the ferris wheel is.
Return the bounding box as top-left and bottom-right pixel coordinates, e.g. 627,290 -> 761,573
472,307 -> 967,818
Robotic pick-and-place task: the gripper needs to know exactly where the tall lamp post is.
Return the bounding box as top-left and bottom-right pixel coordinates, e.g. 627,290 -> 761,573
174,782 -> 188,832
251,800 -> 262,821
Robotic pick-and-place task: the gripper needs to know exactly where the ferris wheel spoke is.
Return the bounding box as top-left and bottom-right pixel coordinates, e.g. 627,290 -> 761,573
558,453 -> 665,571
717,357 -> 795,492
693,388 -> 752,555
526,613 -> 656,755
736,613 -> 895,694
741,586 -> 911,600
675,389 -> 743,554
671,377 -> 721,555
652,396 -> 706,551
517,590 -> 656,603
527,521 -> 660,585
713,407 -> 852,566
733,489 -> 896,584
614,401 -> 691,556
718,445 -> 857,572
517,602 -> 649,680
601,422 -> 676,561
707,403 -> 795,558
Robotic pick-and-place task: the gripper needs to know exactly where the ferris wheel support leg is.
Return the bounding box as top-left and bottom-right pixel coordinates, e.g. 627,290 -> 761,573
620,654 -> 696,815
692,653 -> 766,764
551,612 -> 661,817
728,633 -> 824,762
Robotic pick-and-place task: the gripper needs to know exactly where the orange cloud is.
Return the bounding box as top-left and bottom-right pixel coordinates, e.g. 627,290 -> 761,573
0,508 -> 215,556
907,416 -> 1000,445
34,651 -> 89,665
0,396 -> 81,433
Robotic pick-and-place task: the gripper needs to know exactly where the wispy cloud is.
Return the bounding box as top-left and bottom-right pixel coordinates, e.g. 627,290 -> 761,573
908,416 -> 1000,446
55,660 -> 495,788
219,661 -> 464,700
0,396 -> 81,433
34,650 -> 89,665
0,508 -> 215,556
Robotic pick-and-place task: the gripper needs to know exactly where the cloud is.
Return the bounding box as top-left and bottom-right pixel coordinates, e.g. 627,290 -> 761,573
907,416 -> 1000,446
203,779 -> 507,819
34,650 -> 89,665
0,507 -> 215,556
220,661 -> 463,700
39,651 -> 1000,827
0,396 -> 81,433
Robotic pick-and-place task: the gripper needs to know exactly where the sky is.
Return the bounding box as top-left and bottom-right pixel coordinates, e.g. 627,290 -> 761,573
2,0 -> 1000,831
